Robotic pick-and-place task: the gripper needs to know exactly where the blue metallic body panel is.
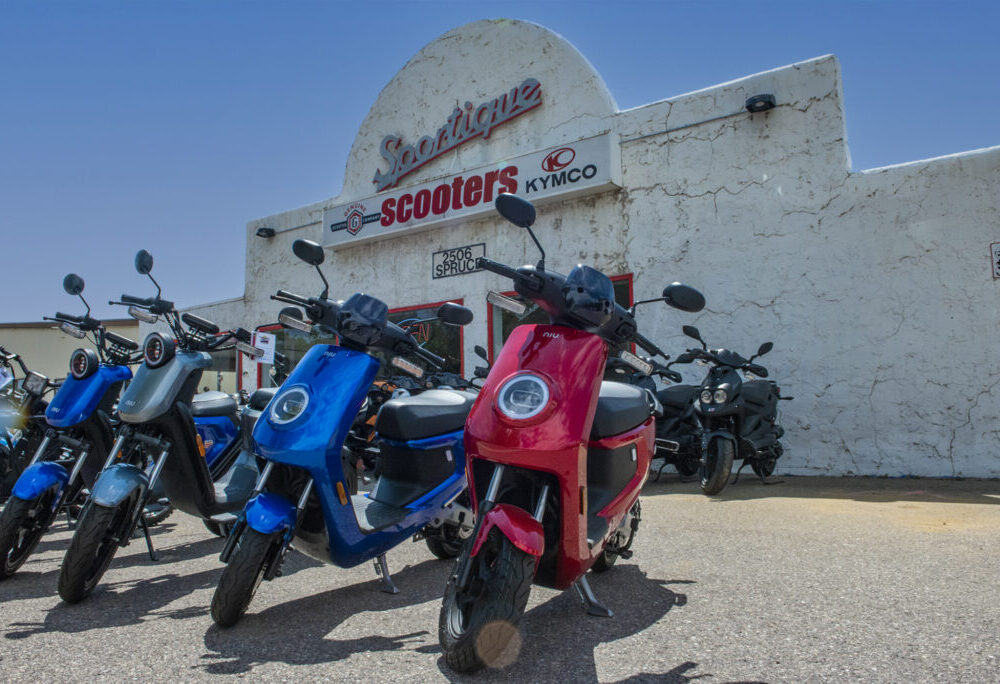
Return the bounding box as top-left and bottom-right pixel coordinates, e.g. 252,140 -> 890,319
244,492 -> 296,535
45,364 -> 132,428
12,461 -> 69,500
195,416 -> 239,467
90,462 -> 148,507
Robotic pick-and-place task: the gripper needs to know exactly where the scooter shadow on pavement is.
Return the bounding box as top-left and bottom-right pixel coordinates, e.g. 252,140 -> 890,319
432,564 -> 695,683
199,557 -> 452,675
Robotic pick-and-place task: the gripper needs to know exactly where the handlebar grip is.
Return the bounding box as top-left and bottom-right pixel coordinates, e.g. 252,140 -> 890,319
416,346 -> 446,368
121,294 -> 151,306
477,257 -> 522,281
275,289 -> 308,304
55,312 -> 84,323
633,332 -> 663,358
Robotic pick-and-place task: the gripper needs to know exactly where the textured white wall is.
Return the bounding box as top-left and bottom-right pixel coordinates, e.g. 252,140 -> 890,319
189,20 -> 1000,477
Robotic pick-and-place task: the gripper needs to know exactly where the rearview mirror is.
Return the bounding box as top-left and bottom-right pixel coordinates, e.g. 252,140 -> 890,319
437,302 -> 474,327
756,342 -> 773,357
495,193 -> 536,228
682,325 -> 702,342
135,250 -> 154,275
292,239 -> 325,266
62,273 -> 85,296
474,344 -> 489,362
663,283 -> 705,313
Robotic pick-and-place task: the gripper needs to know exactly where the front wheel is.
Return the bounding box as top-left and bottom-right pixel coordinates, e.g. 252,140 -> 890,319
700,438 -> 735,496
439,529 -> 535,673
0,491 -> 59,578
58,501 -> 131,603
211,528 -> 279,627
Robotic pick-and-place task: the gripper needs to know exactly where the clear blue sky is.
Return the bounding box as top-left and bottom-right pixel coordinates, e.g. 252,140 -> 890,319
1,0 -> 997,324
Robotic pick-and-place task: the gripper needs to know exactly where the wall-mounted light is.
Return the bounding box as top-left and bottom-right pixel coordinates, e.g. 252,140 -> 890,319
255,227 -> 276,239
745,94 -> 776,113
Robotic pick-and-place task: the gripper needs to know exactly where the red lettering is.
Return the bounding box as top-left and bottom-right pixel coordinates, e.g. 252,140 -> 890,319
463,175 -> 483,206
431,184 -> 450,215
451,177 -> 464,210
380,198 -> 396,227
397,193 -> 413,223
483,170 -> 499,203
413,189 -> 431,219
499,165 -> 518,194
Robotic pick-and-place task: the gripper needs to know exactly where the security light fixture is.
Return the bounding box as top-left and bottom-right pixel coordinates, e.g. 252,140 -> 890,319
256,227 -> 276,239
745,94 -> 776,113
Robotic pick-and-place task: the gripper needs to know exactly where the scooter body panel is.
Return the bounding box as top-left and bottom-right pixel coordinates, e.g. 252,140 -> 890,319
195,415 -> 239,468
45,364 -> 132,428
118,351 -> 211,424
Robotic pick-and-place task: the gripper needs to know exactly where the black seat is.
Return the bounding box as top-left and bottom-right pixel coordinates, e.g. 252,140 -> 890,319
590,381 -> 651,440
656,384 -> 699,410
191,391 -> 238,419
376,389 -> 476,442
248,387 -> 278,410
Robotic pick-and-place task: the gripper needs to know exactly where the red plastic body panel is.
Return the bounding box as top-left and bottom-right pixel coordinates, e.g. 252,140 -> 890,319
470,503 -> 545,558
465,323 -> 655,590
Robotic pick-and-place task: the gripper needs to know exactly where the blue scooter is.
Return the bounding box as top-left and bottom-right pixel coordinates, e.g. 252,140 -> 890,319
57,250 -> 268,603
210,238 -> 475,627
0,274 -> 140,578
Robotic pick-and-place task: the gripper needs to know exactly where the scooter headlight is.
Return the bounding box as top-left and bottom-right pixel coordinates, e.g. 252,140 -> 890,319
496,373 -> 550,420
713,388 -> 728,404
70,348 -> 99,380
269,385 -> 310,425
143,332 -> 175,368
700,389 -> 713,405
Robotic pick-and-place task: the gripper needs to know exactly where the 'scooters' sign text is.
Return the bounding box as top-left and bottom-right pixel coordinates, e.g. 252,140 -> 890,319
323,134 -> 619,249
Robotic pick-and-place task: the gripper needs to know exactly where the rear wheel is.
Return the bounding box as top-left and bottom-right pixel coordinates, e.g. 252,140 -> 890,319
58,501 -> 130,603
425,532 -> 464,560
211,528 -> 278,627
700,438 -> 735,496
0,491 -> 59,578
439,529 -> 535,672
751,457 -> 776,478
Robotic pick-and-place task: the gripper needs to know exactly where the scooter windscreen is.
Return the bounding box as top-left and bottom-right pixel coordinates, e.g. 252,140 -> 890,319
337,293 -> 388,347
562,265 -> 614,328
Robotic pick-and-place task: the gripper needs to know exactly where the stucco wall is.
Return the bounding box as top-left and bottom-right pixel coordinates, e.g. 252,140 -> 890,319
189,20 -> 1000,477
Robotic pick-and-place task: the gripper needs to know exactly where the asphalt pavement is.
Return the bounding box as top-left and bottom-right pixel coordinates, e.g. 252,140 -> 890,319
1,472 -> 998,682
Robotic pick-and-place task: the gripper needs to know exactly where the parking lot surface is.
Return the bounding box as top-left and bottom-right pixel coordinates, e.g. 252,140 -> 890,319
1,474 -> 998,682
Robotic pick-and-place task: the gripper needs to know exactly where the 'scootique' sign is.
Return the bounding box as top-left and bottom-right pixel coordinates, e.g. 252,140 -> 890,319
323,134 -> 620,249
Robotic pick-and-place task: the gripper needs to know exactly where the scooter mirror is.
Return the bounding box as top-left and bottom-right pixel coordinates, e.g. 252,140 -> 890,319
495,193 -> 536,228
673,351 -> 696,364
135,250 -> 154,275
292,239 -> 325,266
756,341 -> 774,357
474,344 -> 489,362
436,302 -> 474,326
663,283 -> 705,313
62,273 -> 85,296
682,325 -> 703,342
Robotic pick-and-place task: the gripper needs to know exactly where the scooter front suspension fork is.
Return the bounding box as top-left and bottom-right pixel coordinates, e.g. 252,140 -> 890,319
27,431 -> 54,467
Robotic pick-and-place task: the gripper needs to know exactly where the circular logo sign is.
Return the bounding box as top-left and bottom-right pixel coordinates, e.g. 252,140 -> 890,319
541,147 -> 576,172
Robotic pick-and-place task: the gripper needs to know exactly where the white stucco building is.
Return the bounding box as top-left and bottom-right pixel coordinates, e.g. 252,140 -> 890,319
174,19 -> 1000,478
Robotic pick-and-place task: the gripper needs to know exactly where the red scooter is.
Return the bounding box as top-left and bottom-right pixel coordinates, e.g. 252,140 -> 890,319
438,194 -> 704,672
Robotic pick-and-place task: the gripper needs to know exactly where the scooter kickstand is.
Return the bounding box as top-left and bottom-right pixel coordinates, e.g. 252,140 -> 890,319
139,517 -> 159,562
374,553 -> 399,594
574,575 -> 613,618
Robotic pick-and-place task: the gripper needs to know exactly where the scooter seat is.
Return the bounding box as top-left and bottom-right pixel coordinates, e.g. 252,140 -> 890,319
590,381 -> 651,440
376,389 -> 477,442
656,384 -> 699,411
191,391 -> 238,419
248,387 -> 278,411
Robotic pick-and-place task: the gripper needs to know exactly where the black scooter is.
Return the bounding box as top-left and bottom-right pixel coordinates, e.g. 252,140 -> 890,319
677,325 -> 792,495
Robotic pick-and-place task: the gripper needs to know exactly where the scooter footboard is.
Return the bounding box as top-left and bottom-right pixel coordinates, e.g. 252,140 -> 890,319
244,492 -> 296,535
470,503 -> 545,558
11,461 -> 69,501
91,463 -> 148,507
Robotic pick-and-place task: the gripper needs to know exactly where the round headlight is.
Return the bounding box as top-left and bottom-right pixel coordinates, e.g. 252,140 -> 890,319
143,333 -> 175,368
70,348 -> 99,380
700,389 -> 713,405
497,373 -> 550,420
270,386 -> 310,425
713,388 -> 728,404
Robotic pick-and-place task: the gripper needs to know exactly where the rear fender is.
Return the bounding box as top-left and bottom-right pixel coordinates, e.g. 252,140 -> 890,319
470,503 -> 545,558
11,461 -> 69,501
90,463 -> 148,507
244,492 -> 296,536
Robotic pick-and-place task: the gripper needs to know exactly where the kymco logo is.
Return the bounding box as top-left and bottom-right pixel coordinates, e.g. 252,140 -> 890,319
541,147 -> 575,172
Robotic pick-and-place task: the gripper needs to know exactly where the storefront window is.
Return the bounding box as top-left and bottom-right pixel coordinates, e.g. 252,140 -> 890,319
383,301 -> 463,377
255,327 -> 337,389
204,348 -> 237,393
488,275 -> 632,360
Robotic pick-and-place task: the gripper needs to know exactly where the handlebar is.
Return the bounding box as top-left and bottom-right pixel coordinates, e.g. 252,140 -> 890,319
55,311 -> 83,323
477,257 -> 542,291
273,290 -> 309,306
120,294 -> 152,306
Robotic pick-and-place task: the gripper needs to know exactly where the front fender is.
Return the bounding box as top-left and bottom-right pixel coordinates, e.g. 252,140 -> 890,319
91,463 -> 148,507
244,492 -> 296,535
470,503 -> 545,558
701,429 -> 737,450
12,461 -> 69,501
